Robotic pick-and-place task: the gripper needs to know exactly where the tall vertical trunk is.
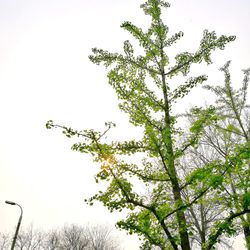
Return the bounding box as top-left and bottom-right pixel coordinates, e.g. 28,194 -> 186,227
161,72 -> 191,250
171,182 -> 191,250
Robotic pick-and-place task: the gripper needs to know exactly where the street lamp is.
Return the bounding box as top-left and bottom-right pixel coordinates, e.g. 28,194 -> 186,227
5,200 -> 23,250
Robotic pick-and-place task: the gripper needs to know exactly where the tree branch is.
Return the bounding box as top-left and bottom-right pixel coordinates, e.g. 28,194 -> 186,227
206,209 -> 250,250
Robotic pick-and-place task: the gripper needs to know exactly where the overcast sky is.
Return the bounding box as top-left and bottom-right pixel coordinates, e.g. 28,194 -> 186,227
0,0 -> 249,249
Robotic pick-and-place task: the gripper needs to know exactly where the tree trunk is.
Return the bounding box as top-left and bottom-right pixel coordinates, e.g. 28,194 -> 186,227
161,72 -> 191,250
173,185 -> 191,250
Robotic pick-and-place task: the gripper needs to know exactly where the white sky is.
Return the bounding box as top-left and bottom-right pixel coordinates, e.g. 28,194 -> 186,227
0,0 -> 249,249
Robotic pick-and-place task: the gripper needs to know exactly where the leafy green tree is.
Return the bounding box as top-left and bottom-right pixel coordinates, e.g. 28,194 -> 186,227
46,0 -> 248,249
180,145 -> 234,249
190,61 -> 250,249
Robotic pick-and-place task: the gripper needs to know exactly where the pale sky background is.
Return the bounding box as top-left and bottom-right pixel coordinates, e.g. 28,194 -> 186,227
0,0 -> 249,249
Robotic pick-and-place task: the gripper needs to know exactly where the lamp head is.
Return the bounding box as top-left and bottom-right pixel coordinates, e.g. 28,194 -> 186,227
5,200 -> 16,205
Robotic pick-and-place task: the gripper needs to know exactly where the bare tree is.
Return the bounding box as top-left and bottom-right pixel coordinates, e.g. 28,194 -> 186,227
86,224 -> 120,250
0,224 -> 122,250
60,224 -> 89,250
0,233 -> 10,250
15,225 -> 44,250
43,229 -> 61,250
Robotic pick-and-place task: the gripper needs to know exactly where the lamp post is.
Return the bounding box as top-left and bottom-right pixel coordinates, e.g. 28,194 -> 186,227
5,200 -> 23,250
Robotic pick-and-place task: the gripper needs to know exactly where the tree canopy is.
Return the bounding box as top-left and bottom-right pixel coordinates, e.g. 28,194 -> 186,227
46,0 -> 249,249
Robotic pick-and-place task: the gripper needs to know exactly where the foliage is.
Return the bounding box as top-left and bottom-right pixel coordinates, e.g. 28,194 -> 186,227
195,60 -> 250,249
45,0 -> 250,249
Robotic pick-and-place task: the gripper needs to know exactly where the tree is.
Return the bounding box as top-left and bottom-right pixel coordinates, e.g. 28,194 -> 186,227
44,229 -> 61,250
59,224 -> 89,250
0,224 -> 121,250
0,233 -> 10,250
15,225 -> 44,250
180,145 -> 234,249
46,0 -> 247,249
86,224 -> 120,250
188,61 -> 250,249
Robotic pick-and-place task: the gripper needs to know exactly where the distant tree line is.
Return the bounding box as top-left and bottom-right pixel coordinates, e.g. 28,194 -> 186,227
0,223 -> 122,250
